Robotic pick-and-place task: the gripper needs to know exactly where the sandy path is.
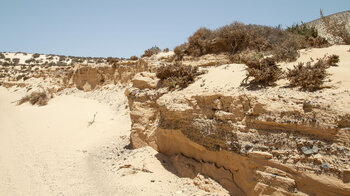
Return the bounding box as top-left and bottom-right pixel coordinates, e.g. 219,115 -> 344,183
0,87 -> 130,195
0,87 -> 227,196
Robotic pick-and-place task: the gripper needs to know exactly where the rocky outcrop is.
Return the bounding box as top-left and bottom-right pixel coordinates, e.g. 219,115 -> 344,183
306,10 -> 350,44
126,70 -> 350,195
73,59 -> 151,91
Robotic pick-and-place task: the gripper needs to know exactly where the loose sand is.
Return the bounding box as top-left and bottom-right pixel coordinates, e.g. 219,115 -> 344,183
0,86 -> 228,195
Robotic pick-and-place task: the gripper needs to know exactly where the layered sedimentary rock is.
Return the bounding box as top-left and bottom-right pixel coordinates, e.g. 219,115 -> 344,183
126,68 -> 350,195
73,59 -> 151,91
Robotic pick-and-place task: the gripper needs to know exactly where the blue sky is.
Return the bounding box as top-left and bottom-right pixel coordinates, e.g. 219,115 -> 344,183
1,0 -> 349,57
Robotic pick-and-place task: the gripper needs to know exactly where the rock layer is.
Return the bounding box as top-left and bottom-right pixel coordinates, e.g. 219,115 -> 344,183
126,70 -> 350,195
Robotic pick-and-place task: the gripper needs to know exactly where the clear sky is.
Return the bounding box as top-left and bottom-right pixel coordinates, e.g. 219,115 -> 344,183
1,0 -> 349,58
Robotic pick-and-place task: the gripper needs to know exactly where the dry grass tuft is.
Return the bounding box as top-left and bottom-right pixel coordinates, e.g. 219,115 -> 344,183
18,91 -> 50,106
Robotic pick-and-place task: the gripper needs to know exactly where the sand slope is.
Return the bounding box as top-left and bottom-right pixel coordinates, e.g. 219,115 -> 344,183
0,86 -> 227,195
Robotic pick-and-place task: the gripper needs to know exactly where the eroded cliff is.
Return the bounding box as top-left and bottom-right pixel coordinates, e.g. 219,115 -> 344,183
126,46 -> 350,195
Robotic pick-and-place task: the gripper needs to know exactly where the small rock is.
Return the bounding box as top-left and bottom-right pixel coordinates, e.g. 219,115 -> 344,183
240,149 -> 247,155
151,180 -> 155,183
303,102 -> 313,113
343,169 -> 350,183
321,163 -> 329,169
301,145 -> 318,155
248,151 -> 273,160
245,143 -> 254,150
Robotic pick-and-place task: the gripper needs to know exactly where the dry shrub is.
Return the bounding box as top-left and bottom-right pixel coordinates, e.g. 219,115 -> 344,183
306,36 -> 329,48
129,56 -> 139,60
186,27 -> 214,56
326,54 -> 340,66
337,114 -> 350,128
142,46 -> 161,58
174,43 -> 188,59
156,62 -> 199,89
197,62 -> 216,67
32,53 -> 40,58
57,62 -> 67,66
107,57 -> 119,65
175,21 -> 329,62
12,58 -> 20,65
163,48 -> 170,52
25,58 -> 35,64
230,49 -> 264,64
59,56 -> 66,62
242,57 -> 282,86
96,58 -> 104,64
184,23 -> 286,57
286,55 -> 339,91
0,53 -> 5,59
320,10 -> 350,44
18,91 -> 50,106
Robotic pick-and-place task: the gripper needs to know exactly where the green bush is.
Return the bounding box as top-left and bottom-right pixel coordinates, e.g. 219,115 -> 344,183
287,23 -> 318,38
156,62 -> 199,89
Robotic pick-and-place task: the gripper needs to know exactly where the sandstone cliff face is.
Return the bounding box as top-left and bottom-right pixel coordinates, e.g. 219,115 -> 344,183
126,61 -> 350,195
73,59 -> 151,91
